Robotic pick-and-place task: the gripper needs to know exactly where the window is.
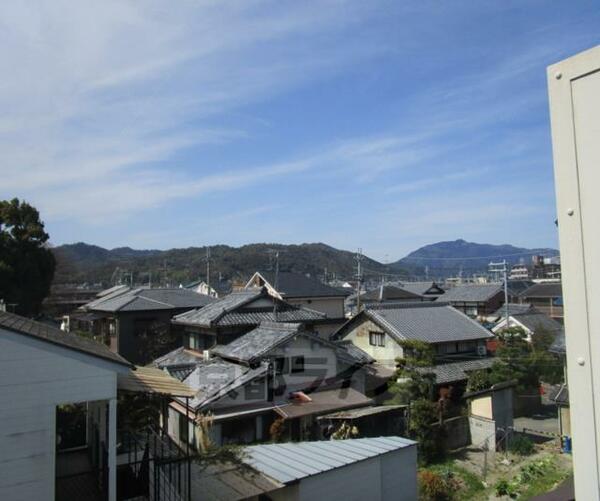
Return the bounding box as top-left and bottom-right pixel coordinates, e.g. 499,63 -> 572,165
291,355 -> 305,373
369,331 -> 385,347
178,412 -> 189,445
274,357 -> 289,375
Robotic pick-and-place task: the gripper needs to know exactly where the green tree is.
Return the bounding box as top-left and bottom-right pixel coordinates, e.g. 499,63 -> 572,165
386,340 -> 445,464
0,199 -> 55,315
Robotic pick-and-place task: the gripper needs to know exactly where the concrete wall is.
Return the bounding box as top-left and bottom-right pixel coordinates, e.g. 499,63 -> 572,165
469,416 -> 497,452
0,328 -> 121,501
342,318 -> 404,368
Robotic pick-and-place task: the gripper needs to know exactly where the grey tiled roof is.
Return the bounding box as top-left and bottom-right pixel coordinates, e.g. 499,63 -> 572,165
506,280 -> 535,296
172,288 -> 324,328
491,303 -> 534,318
212,322 -> 302,363
415,358 -> 495,384
441,284 -> 503,303
363,302 -> 493,344
182,359 -> 269,409
520,282 -> 563,298
399,281 -> 445,296
360,285 -> 422,302
85,287 -> 215,312
512,312 -> 563,334
335,340 -> 375,364
251,271 -> 351,298
0,310 -> 130,367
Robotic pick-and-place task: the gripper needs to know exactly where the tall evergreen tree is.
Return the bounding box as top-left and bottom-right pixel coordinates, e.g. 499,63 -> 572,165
0,198 -> 55,315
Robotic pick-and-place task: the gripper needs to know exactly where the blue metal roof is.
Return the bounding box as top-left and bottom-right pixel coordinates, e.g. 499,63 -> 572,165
244,436 -> 416,484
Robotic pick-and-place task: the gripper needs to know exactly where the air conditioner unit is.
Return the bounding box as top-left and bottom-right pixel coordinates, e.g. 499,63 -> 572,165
477,345 -> 487,357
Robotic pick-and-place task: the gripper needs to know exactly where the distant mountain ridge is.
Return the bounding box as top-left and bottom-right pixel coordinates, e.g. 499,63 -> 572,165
392,239 -> 558,276
52,242 -> 393,286
52,239 -> 558,286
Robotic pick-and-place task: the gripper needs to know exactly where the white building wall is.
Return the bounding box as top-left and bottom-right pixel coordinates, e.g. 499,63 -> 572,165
0,328 -> 120,501
343,318 -> 404,368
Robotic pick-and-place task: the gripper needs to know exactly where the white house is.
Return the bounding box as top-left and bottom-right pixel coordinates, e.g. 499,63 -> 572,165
0,311 -> 131,501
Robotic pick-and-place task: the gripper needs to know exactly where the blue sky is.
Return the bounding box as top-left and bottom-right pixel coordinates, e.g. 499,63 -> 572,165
1,1 -> 599,261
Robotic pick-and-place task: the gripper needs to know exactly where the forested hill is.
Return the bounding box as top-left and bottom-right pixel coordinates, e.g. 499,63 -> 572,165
391,239 -> 558,276
51,242 -> 394,286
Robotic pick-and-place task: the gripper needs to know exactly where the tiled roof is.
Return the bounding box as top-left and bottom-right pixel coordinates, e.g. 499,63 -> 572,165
441,284 -> 503,303
512,312 -> 563,334
520,282 -> 563,298
360,302 -> 493,344
274,387 -> 372,419
335,340 -> 375,364
490,303 -> 534,318
251,271 -> 351,298
360,285 -> 422,302
182,359 -> 268,409
85,287 -> 216,312
415,358 -> 495,384
506,280 -> 535,296
0,310 -> 130,367
172,288 -> 325,328
399,281 -> 445,296
211,322 -> 302,363
244,436 -> 416,485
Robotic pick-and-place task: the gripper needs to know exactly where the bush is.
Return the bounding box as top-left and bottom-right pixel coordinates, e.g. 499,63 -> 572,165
418,470 -> 459,501
509,435 -> 534,456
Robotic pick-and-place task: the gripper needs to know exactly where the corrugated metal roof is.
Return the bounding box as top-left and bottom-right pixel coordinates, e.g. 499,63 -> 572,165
118,366 -> 196,397
317,404 -> 406,420
244,436 -> 416,484
0,310 -> 130,367
441,284 -> 503,303
364,302 -> 493,344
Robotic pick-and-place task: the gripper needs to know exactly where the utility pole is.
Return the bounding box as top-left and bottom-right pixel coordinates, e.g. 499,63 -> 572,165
273,250 -> 280,320
355,248 -> 363,312
489,260 -> 509,328
206,247 -> 211,293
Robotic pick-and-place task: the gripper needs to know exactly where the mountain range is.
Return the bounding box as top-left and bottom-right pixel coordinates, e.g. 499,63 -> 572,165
51,239 -> 558,287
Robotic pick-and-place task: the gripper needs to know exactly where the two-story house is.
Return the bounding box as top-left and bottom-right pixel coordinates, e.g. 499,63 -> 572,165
79,287 -> 216,364
439,284 -> 504,318
331,302 -> 493,369
171,287 -> 327,349
155,322 -> 372,448
245,271 -> 351,337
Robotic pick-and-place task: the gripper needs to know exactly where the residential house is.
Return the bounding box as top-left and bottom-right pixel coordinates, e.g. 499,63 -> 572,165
506,280 -> 535,302
415,358 -> 496,388
78,287 -> 216,364
156,322 -> 372,447
359,285 -> 424,305
241,436 -> 418,501
518,281 -> 563,322
0,310 -> 130,501
171,287 -> 327,349
0,311 -> 197,501
184,278 -> 232,298
440,284 -> 505,318
492,309 -> 564,342
245,271 -> 351,336
331,302 -> 493,368
398,281 -> 446,300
